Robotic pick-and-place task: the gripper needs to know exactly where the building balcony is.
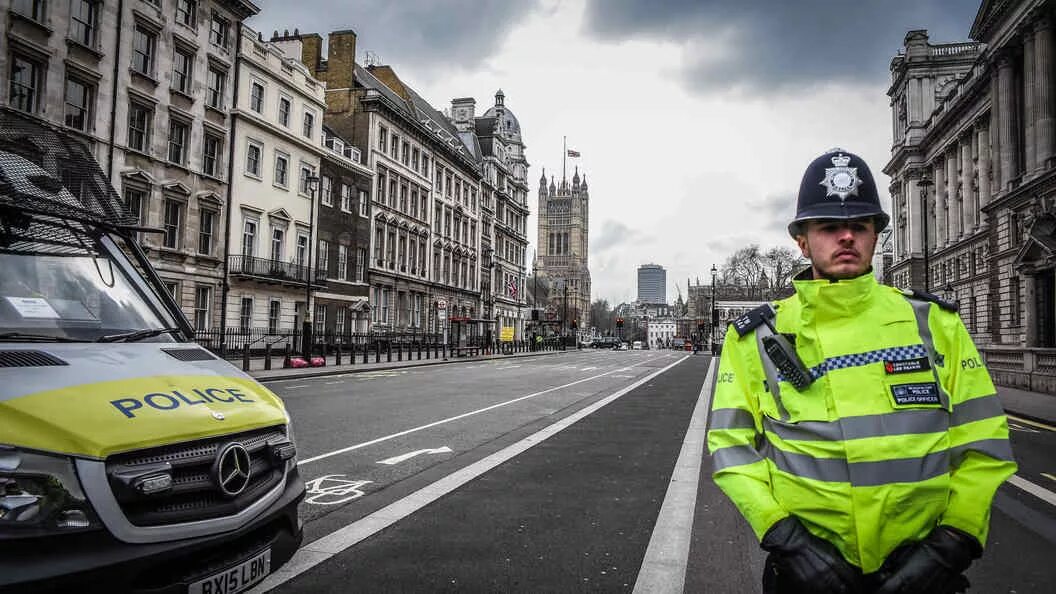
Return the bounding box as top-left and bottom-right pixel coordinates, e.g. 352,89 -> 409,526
228,255 -> 326,288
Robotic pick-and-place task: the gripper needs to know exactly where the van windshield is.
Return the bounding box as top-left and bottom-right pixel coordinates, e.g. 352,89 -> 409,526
0,251 -> 173,342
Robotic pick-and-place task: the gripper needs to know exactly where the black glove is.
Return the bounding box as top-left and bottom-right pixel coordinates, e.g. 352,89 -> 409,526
876,526 -> 981,594
761,516 -> 862,594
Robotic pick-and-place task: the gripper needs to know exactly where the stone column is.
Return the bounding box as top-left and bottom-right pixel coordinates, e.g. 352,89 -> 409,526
947,147 -> 961,241
997,51 -> 1018,189
1024,28 -> 1037,173
934,159 -> 947,247
989,67 -> 1002,190
906,177 -> 921,256
1035,13 -> 1054,169
977,121 -> 992,227
961,136 -> 975,232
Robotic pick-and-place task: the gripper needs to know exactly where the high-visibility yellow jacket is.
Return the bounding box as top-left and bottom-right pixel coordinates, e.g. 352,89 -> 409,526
707,271 -> 1017,573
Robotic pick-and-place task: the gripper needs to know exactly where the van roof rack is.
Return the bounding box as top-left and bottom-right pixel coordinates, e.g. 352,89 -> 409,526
0,108 -> 138,230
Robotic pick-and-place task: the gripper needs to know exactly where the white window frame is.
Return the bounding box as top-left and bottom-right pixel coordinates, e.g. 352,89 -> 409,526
273,151 -> 289,188
338,244 -> 348,281
359,190 -> 368,217
250,80 -> 264,113
320,175 -> 333,207
245,139 -> 263,178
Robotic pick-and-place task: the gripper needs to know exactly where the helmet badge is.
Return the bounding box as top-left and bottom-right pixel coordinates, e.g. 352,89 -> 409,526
820,153 -> 862,201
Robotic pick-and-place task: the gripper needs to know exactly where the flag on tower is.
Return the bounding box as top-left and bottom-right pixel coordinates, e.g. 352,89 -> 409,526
507,278 -> 518,298
566,149 -> 581,158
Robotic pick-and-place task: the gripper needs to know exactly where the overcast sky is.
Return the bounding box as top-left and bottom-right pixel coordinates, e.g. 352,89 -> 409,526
251,0 -> 981,306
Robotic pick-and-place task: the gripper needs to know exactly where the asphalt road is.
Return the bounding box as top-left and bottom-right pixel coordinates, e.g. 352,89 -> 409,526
254,349 -> 1056,593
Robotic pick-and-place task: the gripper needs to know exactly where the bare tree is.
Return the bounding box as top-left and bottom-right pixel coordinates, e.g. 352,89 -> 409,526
762,246 -> 807,288
590,299 -> 613,335
721,244 -> 765,287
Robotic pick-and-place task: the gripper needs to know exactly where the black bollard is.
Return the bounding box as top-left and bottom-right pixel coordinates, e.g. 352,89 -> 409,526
242,344 -> 250,371
283,343 -> 291,368
264,344 -> 272,370
335,343 -> 342,366
375,341 -> 381,364
386,340 -> 392,362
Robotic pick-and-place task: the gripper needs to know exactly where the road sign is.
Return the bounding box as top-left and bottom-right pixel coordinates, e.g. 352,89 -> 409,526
438,308 -> 448,321
500,327 -> 515,342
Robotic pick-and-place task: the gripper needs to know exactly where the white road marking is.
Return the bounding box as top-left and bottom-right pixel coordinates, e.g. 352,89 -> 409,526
253,355 -> 691,593
324,381 -> 342,385
376,447 -> 453,465
284,385 -> 310,389
296,358 -> 656,466
303,475 -> 373,506
1007,475 -> 1056,507
634,358 -> 717,594
581,366 -> 597,371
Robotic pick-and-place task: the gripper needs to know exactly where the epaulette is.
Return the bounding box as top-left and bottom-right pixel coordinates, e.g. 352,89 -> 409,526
900,288 -> 958,313
731,303 -> 777,338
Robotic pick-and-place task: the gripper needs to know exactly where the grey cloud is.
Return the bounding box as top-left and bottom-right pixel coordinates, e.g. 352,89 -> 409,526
593,220 -> 645,254
751,193 -> 796,236
582,0 -> 979,93
249,1 -> 540,71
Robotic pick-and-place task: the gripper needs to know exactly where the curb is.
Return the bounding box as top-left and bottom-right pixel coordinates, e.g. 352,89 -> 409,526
1003,408 -> 1056,427
252,350 -> 568,383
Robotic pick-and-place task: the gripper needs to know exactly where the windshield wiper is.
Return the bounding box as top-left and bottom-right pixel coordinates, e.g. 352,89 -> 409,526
0,332 -> 91,343
96,327 -> 183,343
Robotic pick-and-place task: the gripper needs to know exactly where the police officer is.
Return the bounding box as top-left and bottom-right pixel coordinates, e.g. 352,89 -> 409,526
706,149 -> 1017,593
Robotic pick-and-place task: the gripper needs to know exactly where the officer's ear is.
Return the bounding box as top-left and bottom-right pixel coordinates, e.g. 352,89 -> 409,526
793,226 -> 810,258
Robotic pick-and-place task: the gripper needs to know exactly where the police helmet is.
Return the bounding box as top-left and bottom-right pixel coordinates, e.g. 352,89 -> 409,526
788,148 -> 889,237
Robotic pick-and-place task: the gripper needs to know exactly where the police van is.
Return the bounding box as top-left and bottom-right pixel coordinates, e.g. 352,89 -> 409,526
0,111 -> 303,592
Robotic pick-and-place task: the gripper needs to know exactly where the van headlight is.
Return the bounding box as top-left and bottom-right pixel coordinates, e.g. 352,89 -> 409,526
0,447 -> 100,538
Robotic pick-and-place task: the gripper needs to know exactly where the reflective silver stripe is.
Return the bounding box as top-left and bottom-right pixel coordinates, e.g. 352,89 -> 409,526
848,450 -> 950,487
951,438 -> 1016,465
710,408 -> 756,431
764,442 -> 951,486
951,395 -> 1005,427
712,445 -> 764,471
755,325 -> 791,421
907,298 -> 951,409
763,409 -> 949,442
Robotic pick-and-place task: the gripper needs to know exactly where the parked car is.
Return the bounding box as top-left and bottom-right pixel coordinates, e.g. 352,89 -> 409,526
632,341 -> 643,350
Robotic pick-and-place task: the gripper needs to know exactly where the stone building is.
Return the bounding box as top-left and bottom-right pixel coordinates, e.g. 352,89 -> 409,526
450,91 -> 531,340
885,0 -> 1056,390
535,167 -> 591,333
3,0 -> 259,331
223,25 -> 326,338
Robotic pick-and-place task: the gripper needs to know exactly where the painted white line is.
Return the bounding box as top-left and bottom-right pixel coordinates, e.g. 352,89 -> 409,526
284,385 -> 310,390
376,447 -> 453,466
633,358 -> 717,594
1007,474 -> 1056,507
296,358 -> 655,466
253,355 -> 691,593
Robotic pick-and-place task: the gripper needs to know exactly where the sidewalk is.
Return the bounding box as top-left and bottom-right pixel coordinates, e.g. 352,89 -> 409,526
243,348 -> 570,382
997,385 -> 1056,425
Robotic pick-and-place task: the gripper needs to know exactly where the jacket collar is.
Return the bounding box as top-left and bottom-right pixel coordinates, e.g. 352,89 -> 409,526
792,267 -> 880,322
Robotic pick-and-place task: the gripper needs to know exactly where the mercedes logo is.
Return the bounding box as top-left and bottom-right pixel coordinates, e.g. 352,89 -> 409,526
213,443 -> 251,497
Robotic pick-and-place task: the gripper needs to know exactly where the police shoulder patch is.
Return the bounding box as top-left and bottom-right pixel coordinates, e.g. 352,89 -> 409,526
731,303 -> 777,338
900,288 -> 957,312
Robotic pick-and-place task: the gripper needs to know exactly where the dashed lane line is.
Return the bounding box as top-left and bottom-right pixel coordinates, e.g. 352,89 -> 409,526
252,355 -> 691,593
295,357 -> 658,466
1007,475 -> 1056,507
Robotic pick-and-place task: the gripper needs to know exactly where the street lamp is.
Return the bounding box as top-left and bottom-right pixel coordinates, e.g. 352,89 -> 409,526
918,170 -> 933,293
302,173 -> 320,358
482,246 -> 494,352
710,264 -> 718,353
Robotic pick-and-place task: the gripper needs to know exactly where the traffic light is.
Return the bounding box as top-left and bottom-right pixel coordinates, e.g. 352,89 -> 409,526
570,320 -> 578,330
616,317 -> 624,328
697,320 -> 706,333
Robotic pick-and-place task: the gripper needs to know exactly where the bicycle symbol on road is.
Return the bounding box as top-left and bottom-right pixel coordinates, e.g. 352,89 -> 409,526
304,475 -> 373,505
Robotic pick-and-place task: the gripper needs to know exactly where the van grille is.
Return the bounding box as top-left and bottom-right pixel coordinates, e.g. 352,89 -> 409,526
105,426 -> 288,527
0,350 -> 68,367
161,348 -> 217,361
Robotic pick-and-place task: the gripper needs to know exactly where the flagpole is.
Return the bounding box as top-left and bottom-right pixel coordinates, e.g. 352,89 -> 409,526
562,136 -> 567,187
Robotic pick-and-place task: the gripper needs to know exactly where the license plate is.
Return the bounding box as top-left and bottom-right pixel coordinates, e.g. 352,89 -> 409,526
188,548 -> 271,594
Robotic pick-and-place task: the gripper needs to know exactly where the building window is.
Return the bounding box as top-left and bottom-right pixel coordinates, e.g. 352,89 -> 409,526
245,140 -> 262,177
335,306 -> 346,336
206,67 -> 225,108
317,239 -> 329,275
163,199 -> 182,249
390,134 -> 398,158
9,54 -> 43,113
314,304 -> 325,335
239,297 -> 253,331
359,191 -> 368,217
268,300 -> 280,334
356,248 -> 366,282
250,81 -> 264,113
303,111 -> 314,138
175,0 -> 196,28
378,126 -> 387,151
338,244 -> 348,281
401,141 -> 409,165
242,219 -> 257,256
320,175 -> 333,206
131,25 -> 156,76
278,96 -> 290,126
163,280 -> 178,301
270,228 -> 284,262
374,228 -> 384,265
198,209 -> 215,255
209,13 -> 229,48
274,152 -> 289,187
127,101 -> 152,152
64,76 -> 93,131
341,184 -> 352,212
167,119 -> 188,164
70,0 -> 98,47
194,286 -> 211,330
298,164 -> 313,195
124,187 -> 148,226
296,234 -> 308,268
13,0 -> 47,22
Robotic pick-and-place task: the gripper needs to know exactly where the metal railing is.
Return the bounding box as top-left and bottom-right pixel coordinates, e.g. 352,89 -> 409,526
227,255 -> 326,286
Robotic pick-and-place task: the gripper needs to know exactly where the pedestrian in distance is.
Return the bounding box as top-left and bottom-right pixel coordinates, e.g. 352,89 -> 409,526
706,148 -> 1017,593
